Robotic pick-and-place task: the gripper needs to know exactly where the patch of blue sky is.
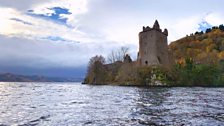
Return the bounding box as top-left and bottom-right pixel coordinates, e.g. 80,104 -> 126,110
46,36 -> 67,42
44,36 -> 80,43
10,18 -> 33,25
27,7 -> 72,25
198,21 -> 213,32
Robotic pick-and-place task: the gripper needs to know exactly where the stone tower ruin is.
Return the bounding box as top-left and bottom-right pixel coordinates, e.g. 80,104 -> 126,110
137,20 -> 170,67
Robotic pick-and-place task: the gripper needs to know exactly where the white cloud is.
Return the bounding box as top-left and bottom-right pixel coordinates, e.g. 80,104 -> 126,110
0,6 -> 95,44
0,0 -> 49,10
168,16 -> 201,41
205,12 -> 224,26
0,35 -> 121,68
1,0 -> 224,44
31,0 -> 88,26
0,0 -> 224,70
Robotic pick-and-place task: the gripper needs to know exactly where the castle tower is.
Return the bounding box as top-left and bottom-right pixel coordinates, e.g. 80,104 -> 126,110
137,20 -> 170,67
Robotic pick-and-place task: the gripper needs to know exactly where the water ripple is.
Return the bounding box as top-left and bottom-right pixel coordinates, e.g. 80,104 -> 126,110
0,83 -> 223,125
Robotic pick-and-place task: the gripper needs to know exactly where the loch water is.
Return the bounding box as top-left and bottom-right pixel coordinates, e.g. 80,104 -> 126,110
0,82 -> 224,126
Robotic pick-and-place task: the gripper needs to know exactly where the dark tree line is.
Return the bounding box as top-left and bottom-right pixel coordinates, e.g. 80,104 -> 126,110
189,24 -> 224,36
205,24 -> 224,33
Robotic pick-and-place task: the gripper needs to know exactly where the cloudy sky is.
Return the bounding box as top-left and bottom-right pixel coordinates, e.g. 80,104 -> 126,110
0,0 -> 223,78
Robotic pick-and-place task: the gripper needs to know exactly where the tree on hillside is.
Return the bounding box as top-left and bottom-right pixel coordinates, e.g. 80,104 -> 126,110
195,31 -> 199,35
206,28 -> 212,33
212,26 -> 219,30
219,24 -> 224,31
195,31 -> 204,35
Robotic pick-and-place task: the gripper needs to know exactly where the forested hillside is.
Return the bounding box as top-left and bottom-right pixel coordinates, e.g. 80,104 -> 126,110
169,25 -> 224,64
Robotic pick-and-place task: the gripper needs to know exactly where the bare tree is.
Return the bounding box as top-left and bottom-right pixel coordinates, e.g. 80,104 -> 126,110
107,46 -> 130,64
121,46 -> 129,58
107,50 -> 116,64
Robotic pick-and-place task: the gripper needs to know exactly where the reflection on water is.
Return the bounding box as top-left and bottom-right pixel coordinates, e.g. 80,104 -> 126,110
0,82 -> 223,126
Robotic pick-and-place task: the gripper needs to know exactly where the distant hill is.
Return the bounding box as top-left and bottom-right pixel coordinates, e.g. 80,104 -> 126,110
169,25 -> 224,64
0,73 -> 83,82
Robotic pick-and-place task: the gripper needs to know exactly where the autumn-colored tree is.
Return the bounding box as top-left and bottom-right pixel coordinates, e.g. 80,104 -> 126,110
169,26 -> 224,65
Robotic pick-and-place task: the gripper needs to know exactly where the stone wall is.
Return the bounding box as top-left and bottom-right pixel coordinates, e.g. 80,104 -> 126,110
137,20 -> 171,67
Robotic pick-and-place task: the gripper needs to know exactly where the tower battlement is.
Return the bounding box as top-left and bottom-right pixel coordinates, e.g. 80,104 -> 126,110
141,20 -> 168,36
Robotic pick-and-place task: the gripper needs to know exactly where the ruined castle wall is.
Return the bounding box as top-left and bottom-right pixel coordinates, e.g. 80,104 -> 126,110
155,31 -> 170,67
138,29 -> 170,67
138,30 -> 159,66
